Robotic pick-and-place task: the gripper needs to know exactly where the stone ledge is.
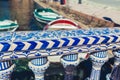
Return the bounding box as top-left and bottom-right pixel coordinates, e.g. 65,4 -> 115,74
34,0 -> 114,28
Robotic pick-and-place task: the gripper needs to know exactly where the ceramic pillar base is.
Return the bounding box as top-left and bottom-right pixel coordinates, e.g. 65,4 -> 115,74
28,57 -> 49,80
61,54 -> 80,68
0,64 -> 15,80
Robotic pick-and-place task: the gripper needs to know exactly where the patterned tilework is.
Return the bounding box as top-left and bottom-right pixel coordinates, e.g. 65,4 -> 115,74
63,54 -> 78,61
0,35 -> 119,52
31,57 -> 48,66
0,28 -> 120,61
0,60 -> 12,70
0,64 -> 15,79
61,54 -> 80,67
90,51 -> 108,64
92,51 -> 107,58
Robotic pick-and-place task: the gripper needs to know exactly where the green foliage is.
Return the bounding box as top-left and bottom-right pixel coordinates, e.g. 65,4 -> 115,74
13,59 -> 31,72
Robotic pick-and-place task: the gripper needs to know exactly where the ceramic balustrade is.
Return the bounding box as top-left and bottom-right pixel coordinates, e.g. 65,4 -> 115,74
0,28 -> 120,79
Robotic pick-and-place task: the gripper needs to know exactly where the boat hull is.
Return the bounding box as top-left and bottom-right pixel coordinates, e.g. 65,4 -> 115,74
0,20 -> 19,32
34,8 -> 63,24
44,19 -> 80,30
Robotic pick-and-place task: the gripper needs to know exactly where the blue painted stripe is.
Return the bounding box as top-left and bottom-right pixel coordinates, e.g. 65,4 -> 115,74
0,61 -> 11,70
31,57 -> 47,66
72,38 -> 80,46
92,36 -> 100,44
61,38 -> 70,47
40,40 -> 49,49
28,41 -> 37,50
82,37 -> 90,45
63,54 -> 78,61
1,42 -> 10,52
0,35 -> 119,52
14,42 -> 25,51
101,36 -> 110,44
52,40 -> 60,48
111,35 -> 118,42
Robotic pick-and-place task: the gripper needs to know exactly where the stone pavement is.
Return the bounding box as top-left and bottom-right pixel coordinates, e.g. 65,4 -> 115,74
68,1 -> 120,25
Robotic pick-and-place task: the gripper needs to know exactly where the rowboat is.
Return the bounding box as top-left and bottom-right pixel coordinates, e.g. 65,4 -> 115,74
44,18 -> 88,63
34,8 -> 63,24
0,20 -> 19,31
44,18 -> 81,30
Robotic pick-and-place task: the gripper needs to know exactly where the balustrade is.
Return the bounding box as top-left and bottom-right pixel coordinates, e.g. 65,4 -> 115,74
0,28 -> 120,80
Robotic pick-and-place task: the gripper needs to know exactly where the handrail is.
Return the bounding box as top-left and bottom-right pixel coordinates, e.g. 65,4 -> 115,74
0,28 -> 120,61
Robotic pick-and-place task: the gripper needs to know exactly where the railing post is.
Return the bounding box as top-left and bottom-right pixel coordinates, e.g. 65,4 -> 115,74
109,49 -> 120,80
0,60 -> 15,80
28,57 -> 49,80
61,54 -> 80,80
112,49 -> 120,67
89,51 -> 108,80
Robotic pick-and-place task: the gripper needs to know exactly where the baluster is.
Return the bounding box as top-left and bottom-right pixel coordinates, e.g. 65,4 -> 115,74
109,49 -> 120,80
61,53 -> 80,80
112,49 -> 120,67
89,51 -> 108,80
28,57 -> 49,80
0,60 -> 15,80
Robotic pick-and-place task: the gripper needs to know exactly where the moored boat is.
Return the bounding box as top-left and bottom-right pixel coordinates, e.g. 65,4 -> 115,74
0,20 -> 19,31
34,8 -> 63,24
44,18 -> 88,63
44,18 -> 81,30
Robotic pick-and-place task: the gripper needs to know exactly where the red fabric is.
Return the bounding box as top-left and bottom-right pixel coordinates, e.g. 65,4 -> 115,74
63,0 -> 66,4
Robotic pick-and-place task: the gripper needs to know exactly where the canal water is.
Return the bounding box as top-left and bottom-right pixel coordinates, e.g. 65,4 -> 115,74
0,0 -> 45,31
0,0 -> 113,80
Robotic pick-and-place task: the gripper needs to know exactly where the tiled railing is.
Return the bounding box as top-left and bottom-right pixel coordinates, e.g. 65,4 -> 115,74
0,28 -> 120,80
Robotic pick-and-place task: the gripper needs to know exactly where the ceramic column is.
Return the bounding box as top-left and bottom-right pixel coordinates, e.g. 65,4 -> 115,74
89,51 -> 108,80
28,57 -> 49,80
61,54 -> 80,80
108,49 -> 120,80
112,49 -> 120,67
0,60 -> 15,80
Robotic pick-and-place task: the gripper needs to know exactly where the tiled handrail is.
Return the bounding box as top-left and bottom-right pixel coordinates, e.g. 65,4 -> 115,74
0,28 -> 120,61
0,28 -> 120,80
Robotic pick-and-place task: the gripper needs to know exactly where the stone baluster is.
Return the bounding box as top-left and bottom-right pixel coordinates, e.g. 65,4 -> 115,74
61,53 -> 80,80
28,57 -> 49,80
0,60 -> 15,80
89,51 -> 108,80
